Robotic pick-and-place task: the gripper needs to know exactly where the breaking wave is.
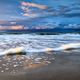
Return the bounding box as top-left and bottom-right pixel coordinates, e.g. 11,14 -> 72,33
0,33 -> 80,55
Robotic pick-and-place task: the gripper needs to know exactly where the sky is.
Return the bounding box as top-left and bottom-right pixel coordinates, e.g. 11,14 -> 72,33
0,0 -> 25,20
0,0 -> 80,30
0,0 -> 79,20
0,0 -> 50,21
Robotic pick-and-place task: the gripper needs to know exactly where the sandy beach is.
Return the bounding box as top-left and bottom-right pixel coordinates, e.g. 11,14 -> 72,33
0,51 -> 80,80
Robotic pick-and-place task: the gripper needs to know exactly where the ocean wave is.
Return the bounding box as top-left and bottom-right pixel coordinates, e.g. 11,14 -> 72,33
0,34 -> 80,54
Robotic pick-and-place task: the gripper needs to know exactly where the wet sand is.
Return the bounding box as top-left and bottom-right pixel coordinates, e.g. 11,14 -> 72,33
0,52 -> 80,80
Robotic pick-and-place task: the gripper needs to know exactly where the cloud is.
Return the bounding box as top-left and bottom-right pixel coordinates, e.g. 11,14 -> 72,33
0,25 -> 25,30
21,1 -> 48,9
9,25 -> 25,30
23,13 -> 39,18
0,20 -> 8,24
20,1 -> 49,18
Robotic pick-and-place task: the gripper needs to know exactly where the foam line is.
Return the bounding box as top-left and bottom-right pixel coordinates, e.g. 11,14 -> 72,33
0,47 -> 24,56
0,43 -> 80,56
26,43 -> 80,52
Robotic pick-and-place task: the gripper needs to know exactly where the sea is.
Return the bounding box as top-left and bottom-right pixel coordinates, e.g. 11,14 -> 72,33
0,33 -> 80,53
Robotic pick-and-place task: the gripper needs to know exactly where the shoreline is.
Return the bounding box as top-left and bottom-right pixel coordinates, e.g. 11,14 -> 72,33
0,52 -> 80,80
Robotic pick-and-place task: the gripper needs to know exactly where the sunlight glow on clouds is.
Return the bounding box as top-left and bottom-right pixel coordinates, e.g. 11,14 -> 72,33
21,1 -> 48,9
23,13 -> 39,18
0,25 -> 25,30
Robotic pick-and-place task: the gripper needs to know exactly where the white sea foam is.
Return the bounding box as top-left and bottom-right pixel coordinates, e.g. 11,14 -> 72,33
25,42 -> 80,52
0,34 -> 80,55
